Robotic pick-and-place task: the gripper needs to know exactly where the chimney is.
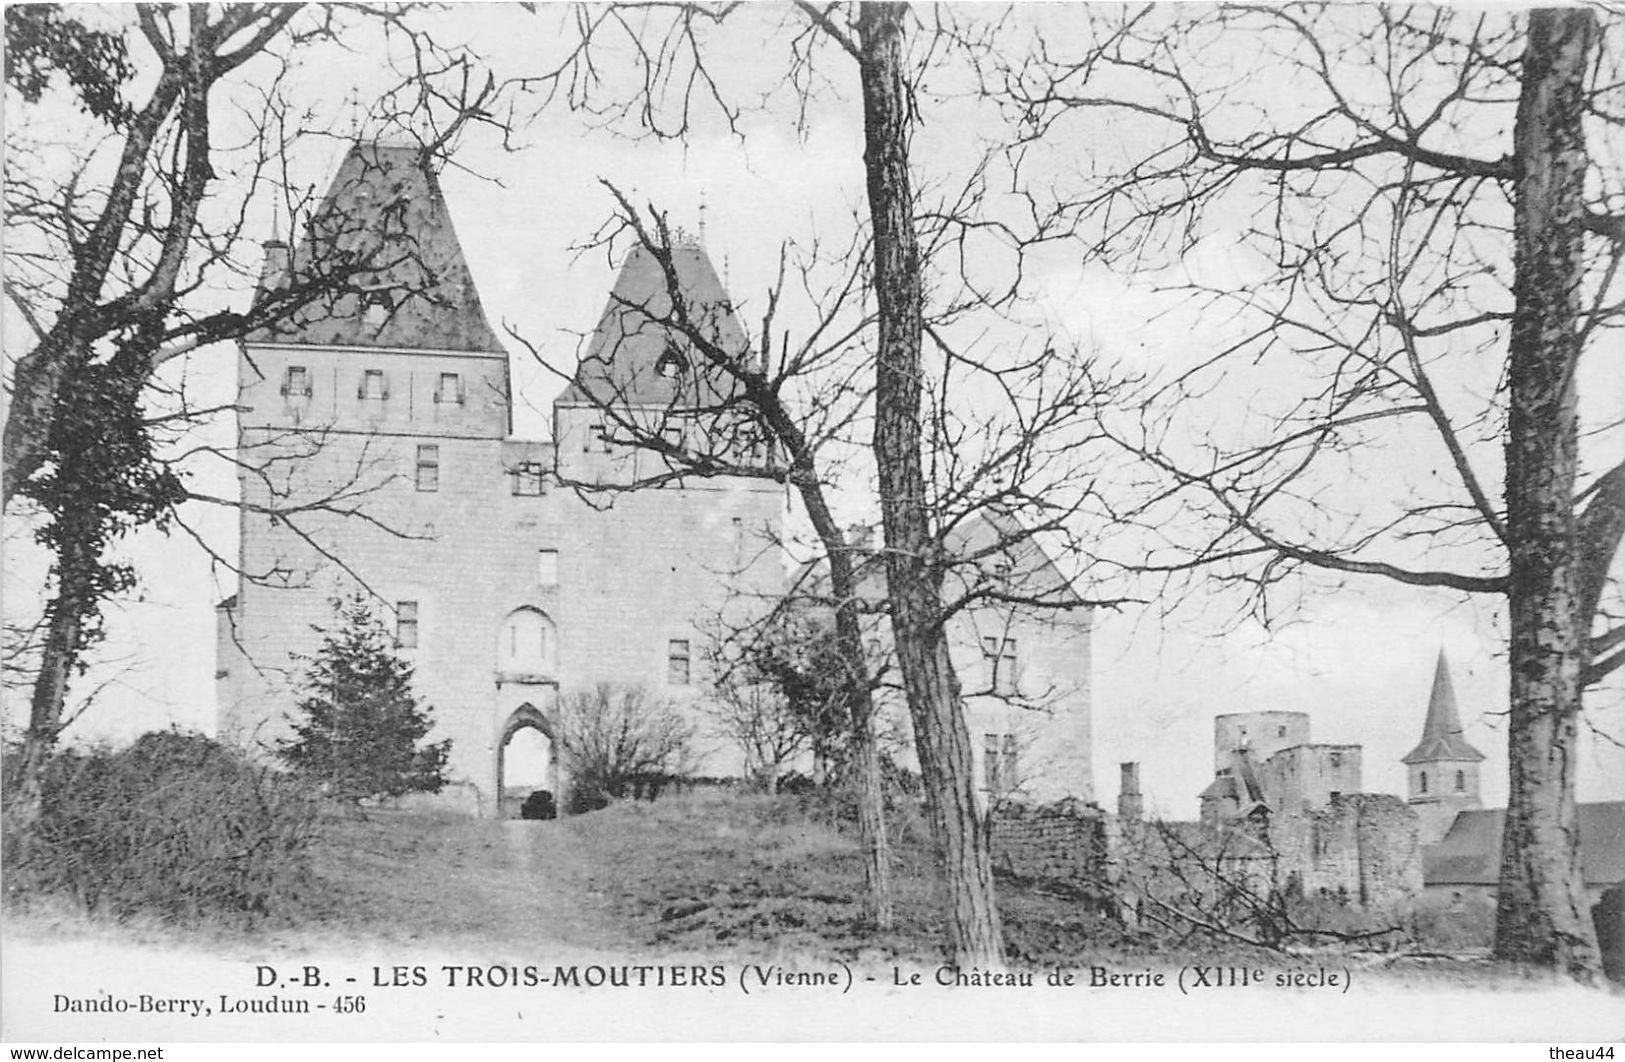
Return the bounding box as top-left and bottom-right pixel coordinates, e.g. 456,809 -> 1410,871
1118,762 -> 1143,821
256,236 -> 291,299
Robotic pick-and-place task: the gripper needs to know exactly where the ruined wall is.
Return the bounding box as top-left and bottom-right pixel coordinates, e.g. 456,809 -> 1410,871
990,798 -> 1108,887
1265,794 -> 1422,905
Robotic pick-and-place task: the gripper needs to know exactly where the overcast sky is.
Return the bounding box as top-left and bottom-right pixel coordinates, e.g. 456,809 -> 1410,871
5,3 -> 1621,815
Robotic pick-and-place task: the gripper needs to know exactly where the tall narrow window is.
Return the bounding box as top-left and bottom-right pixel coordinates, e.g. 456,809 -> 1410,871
984,733 -> 1002,793
360,368 -> 388,400
1002,734 -> 1019,792
435,372 -> 463,404
512,462 -> 545,496
1420,771 -> 1429,794
982,637 -> 1018,696
498,609 -> 553,674
667,639 -> 691,685
396,601 -> 419,649
1454,770 -> 1466,792
416,444 -> 439,492
538,549 -> 558,587
282,365 -> 311,397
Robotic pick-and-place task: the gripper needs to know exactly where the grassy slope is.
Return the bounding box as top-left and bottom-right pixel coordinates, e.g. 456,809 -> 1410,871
304,790 -> 1142,967
4,789 -> 1572,986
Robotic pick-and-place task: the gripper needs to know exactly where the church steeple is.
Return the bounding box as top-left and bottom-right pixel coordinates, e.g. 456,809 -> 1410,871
1403,650 -> 1485,765
1404,650 -> 1485,845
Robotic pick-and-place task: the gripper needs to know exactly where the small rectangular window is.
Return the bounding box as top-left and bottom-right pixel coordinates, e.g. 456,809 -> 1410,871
359,369 -> 388,400
512,462 -> 546,496
587,423 -> 611,453
396,601 -> 419,649
416,444 -> 439,492
282,365 -> 311,398
667,639 -> 691,685
984,733 -> 1002,793
538,549 -> 558,587
435,372 -> 463,404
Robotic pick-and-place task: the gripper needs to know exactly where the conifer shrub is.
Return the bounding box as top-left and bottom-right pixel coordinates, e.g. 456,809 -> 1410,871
279,594 -> 451,805
3,731 -> 320,924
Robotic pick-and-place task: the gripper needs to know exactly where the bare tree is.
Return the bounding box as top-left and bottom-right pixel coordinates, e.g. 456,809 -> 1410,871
853,1 -> 1005,965
512,193 -> 900,929
556,683 -> 697,809
1006,4 -> 1624,980
511,3 -> 1132,963
3,5 -> 518,812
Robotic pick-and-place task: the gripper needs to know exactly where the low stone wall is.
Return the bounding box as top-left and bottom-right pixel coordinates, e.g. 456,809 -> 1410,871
990,797 -> 1108,888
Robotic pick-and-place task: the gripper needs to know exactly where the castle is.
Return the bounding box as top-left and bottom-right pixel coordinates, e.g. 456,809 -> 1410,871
213,142 -> 1094,813
1191,650 -> 1484,844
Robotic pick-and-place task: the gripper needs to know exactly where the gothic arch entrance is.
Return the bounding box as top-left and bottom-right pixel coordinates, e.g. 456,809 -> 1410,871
498,703 -> 562,819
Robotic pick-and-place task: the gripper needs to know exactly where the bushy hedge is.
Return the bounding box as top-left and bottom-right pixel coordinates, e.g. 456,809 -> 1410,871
4,731 -> 320,924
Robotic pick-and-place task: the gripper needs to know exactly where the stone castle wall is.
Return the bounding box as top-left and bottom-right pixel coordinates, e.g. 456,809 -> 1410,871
989,798 -> 1108,887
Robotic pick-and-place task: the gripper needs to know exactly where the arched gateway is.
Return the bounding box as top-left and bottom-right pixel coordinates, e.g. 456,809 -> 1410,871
497,703 -> 564,818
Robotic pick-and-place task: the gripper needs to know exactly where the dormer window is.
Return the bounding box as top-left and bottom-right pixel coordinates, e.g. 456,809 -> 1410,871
435,372 -> 464,404
655,342 -> 687,379
359,369 -> 388,400
281,365 -> 312,398
360,288 -> 394,329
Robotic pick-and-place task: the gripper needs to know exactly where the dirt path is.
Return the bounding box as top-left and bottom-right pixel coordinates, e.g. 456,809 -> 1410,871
303,811 -> 638,956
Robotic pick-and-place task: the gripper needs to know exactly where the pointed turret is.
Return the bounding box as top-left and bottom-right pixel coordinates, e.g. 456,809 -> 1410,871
249,141 -> 504,352
558,240 -> 750,409
1404,650 -> 1485,845
1402,651 -> 1485,765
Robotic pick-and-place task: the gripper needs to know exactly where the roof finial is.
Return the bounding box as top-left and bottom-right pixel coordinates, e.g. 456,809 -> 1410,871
698,190 -> 708,246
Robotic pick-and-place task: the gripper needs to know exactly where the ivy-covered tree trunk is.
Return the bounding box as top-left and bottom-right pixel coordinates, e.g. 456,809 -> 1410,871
857,0 -> 1004,967
1495,7 -> 1601,981
12,355 -> 180,824
13,534 -> 96,825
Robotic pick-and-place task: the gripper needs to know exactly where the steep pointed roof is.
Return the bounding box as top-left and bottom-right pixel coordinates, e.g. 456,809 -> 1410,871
1402,651 -> 1486,764
558,242 -> 750,408
248,142 -> 504,353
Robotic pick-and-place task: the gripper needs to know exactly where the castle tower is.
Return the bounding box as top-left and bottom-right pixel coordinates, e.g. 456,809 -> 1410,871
217,146 -> 786,815
1402,651 -> 1485,845
553,238 -> 760,485
216,142 -> 520,803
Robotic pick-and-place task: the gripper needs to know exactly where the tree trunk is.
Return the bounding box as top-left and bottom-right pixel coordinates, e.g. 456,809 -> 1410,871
857,0 -> 1004,967
801,487 -> 895,929
1496,6 -> 1601,982
12,529 -> 97,826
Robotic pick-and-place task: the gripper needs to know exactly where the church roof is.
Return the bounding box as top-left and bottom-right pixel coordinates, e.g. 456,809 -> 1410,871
1424,802 -> 1625,887
557,242 -> 751,409
1402,651 -> 1486,765
248,142 -> 504,353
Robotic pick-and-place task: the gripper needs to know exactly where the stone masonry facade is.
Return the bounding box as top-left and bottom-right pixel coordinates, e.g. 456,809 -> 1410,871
215,142 -> 1096,815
